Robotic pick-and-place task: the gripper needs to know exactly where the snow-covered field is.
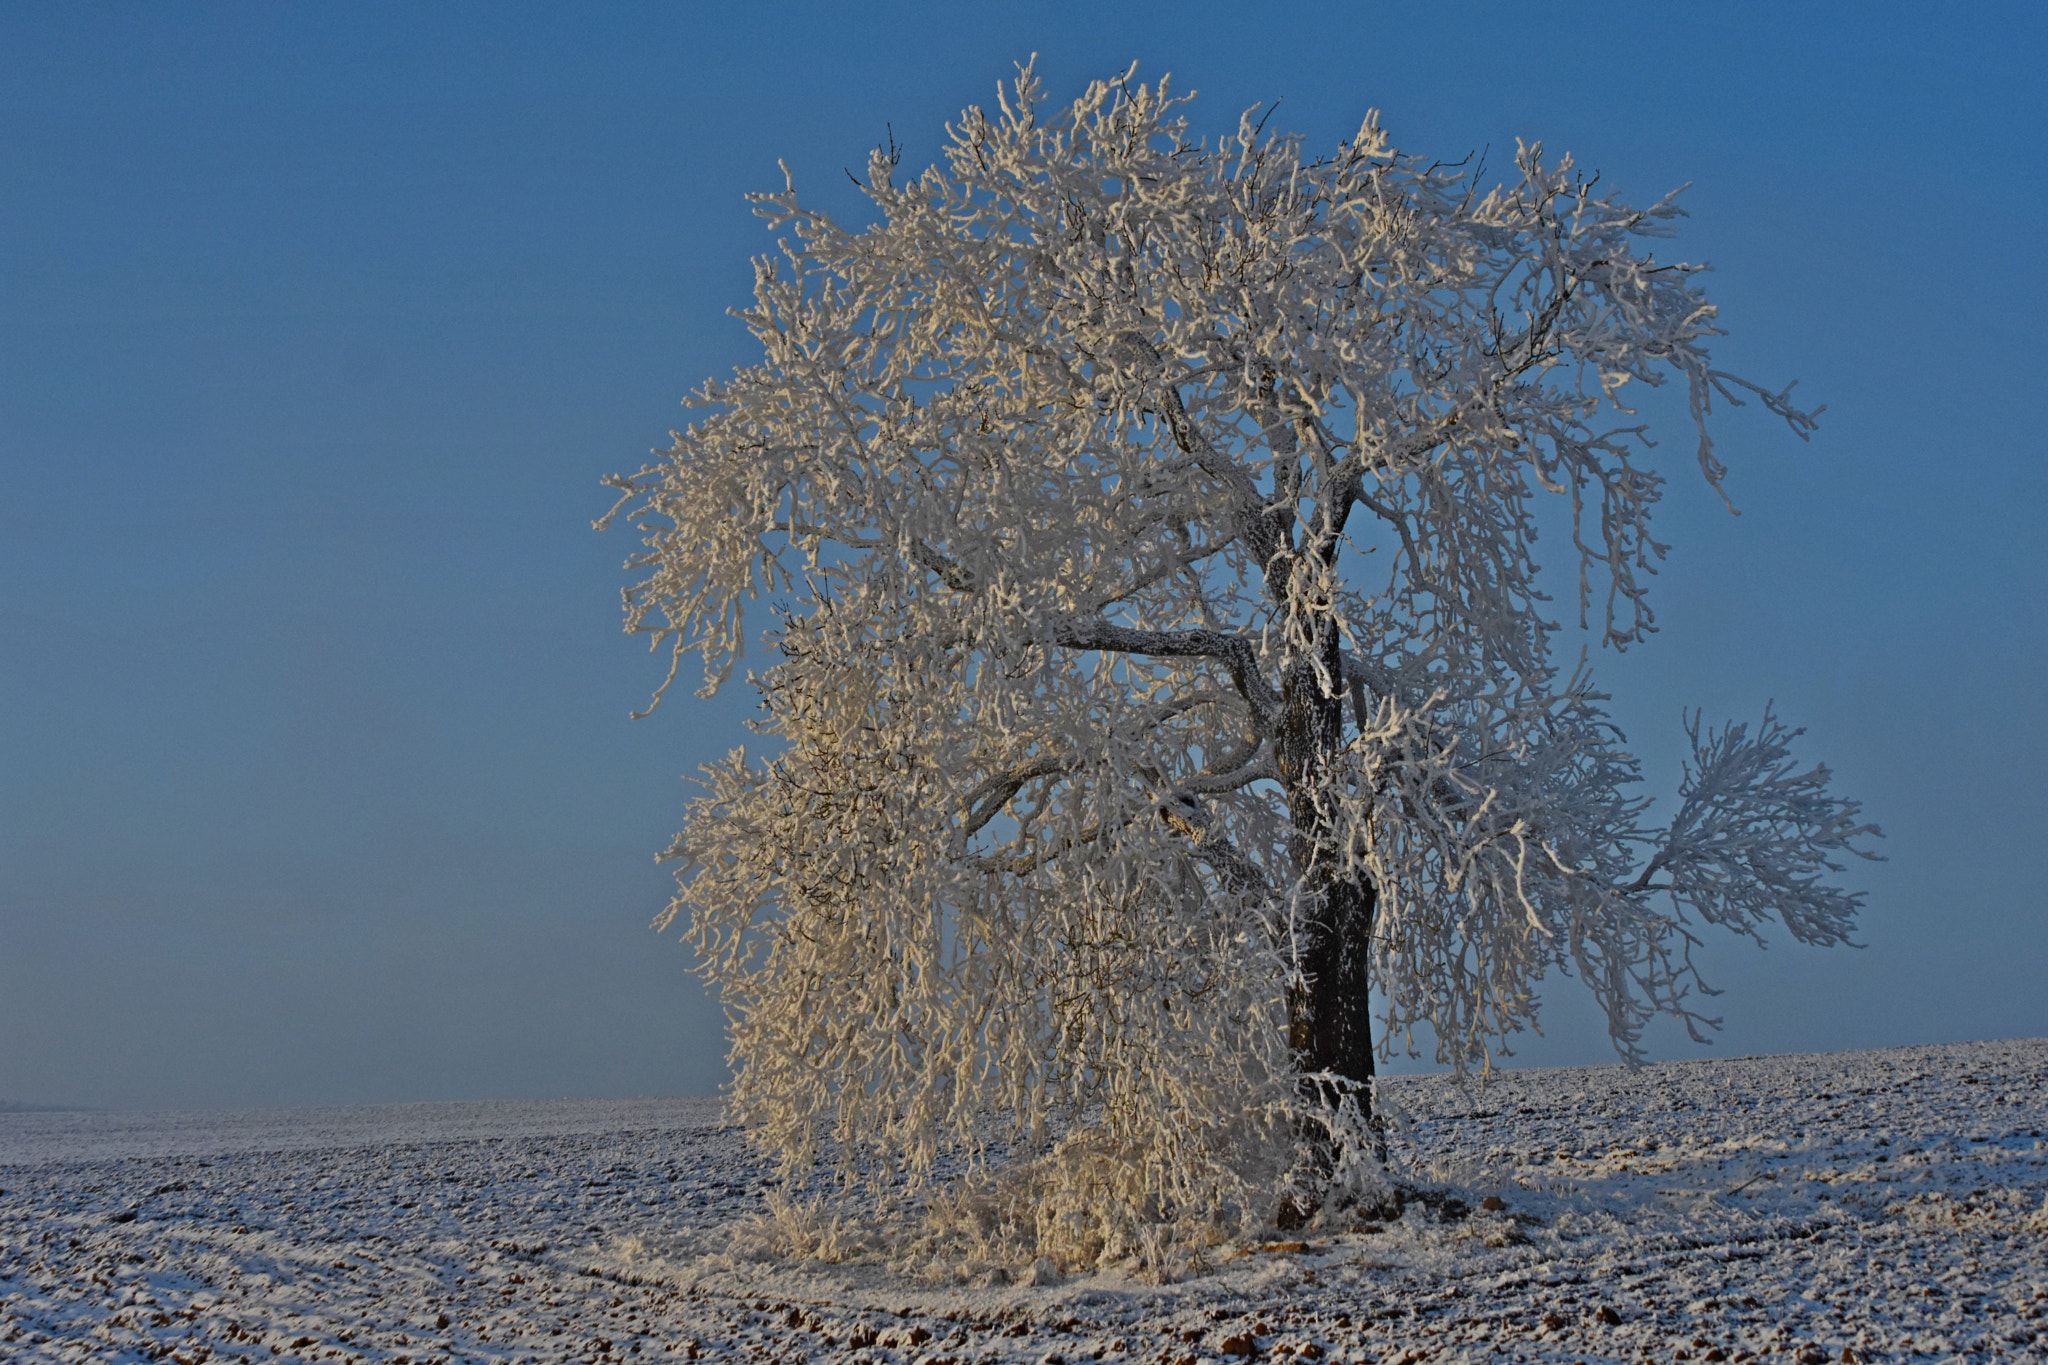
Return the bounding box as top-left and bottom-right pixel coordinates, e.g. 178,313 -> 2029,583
3,1038 -> 2044,1364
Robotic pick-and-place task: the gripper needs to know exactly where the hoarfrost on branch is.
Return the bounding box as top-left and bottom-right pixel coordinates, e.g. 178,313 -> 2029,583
600,62 -> 1879,1259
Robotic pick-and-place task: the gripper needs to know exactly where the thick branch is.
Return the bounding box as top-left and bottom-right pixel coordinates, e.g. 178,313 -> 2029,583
958,755 -> 1080,839
1109,331 -> 1286,570
1156,789 -> 1271,900
1047,615 -> 1280,725
1178,741 -> 1277,793
908,538 -> 976,592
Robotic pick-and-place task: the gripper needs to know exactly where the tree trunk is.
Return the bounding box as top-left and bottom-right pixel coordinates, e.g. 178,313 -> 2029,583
1276,636 -> 1383,1208
1292,866 -> 1379,1115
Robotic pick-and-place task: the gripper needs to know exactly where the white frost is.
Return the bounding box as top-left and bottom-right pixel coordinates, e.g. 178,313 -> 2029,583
598,60 -> 1879,1250
3,1040 -> 2043,1362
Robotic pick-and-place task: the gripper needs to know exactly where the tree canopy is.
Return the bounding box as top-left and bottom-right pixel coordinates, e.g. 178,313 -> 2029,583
601,63 -> 1879,1270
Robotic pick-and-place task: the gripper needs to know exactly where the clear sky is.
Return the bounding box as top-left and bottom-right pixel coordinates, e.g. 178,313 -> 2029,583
3,2 -> 2042,1112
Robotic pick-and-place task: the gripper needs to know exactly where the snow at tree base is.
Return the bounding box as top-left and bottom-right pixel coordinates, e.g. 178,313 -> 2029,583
4,1040 -> 2044,1362
598,62 -> 1880,1257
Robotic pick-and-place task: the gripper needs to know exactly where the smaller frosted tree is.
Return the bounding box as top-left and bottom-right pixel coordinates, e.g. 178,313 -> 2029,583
601,63 -> 1879,1266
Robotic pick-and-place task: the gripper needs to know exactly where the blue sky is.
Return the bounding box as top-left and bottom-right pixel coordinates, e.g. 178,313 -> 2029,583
3,2 -> 2042,1110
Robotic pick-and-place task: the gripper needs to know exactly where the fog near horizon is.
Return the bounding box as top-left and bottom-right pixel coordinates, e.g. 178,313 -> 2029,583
3,2 -> 2043,1114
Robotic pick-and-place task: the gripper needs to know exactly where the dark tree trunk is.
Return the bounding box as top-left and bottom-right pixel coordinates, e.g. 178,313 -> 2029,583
1292,868 -> 1379,1113
1276,632 -> 1383,1206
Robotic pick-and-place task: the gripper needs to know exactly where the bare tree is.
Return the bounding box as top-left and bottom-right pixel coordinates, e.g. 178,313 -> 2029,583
601,63 -> 1878,1265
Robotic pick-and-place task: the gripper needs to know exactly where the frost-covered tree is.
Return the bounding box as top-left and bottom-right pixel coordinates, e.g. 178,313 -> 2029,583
601,64 -> 1879,1262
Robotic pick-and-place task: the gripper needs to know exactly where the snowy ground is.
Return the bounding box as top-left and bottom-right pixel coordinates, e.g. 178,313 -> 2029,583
3,1038 -> 2044,1364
